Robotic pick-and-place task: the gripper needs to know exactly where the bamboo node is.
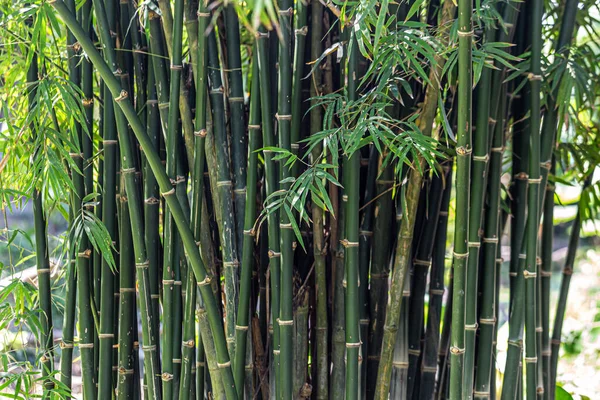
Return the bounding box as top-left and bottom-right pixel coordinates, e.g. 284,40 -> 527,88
359,230 -> 373,237
473,391 -> 490,397
450,346 -> 465,355
278,319 -> 294,326
528,177 -> 542,184
408,349 -> 421,356
452,251 -> 468,259
340,239 -> 359,248
235,325 -> 249,331
482,237 -> 498,243
540,270 -> 552,277
119,368 -> 134,375
523,270 -> 537,279
170,64 -> 183,70
536,257 -> 542,265
60,341 -> 74,349
36,268 -> 51,274
456,147 -> 472,156
98,333 -> 114,339
457,29 -> 474,37
234,188 -> 247,194
248,124 -> 261,130
197,276 -> 212,286
135,261 -> 149,269
291,143 -> 300,150
79,343 -> 94,349
479,318 -> 496,325
78,249 -> 92,259
163,279 -> 175,285
563,267 -> 573,275
103,139 -> 118,146
277,6 -> 293,16
115,90 -> 128,102
515,172 -> 529,180
536,327 -> 543,332
229,96 -> 244,103
151,294 -> 159,299
488,117 -> 497,124
422,366 -> 438,373
145,196 -> 160,205
120,288 -> 136,293
161,188 -> 175,197
430,289 -> 445,295
142,345 -> 156,351
509,272 -> 517,277
216,180 -> 232,187
210,86 -> 224,94
275,113 -> 292,121
113,344 -> 119,349
467,241 -> 481,248
472,154 -> 489,162
194,128 -> 207,137
527,73 -> 543,81
217,361 -> 231,368
507,339 -> 522,347
158,102 -> 170,110
295,26 -> 309,36
197,11 -> 210,17
161,373 -> 174,381
223,261 -> 239,267
173,359 -> 181,364
524,356 -> 538,363
491,146 -> 504,153
121,167 -> 136,175
413,259 -> 432,267
69,152 -> 83,159
345,342 -> 361,348
82,98 -> 93,107
465,323 -> 478,331
173,280 -> 182,286
518,253 -> 526,260
392,361 -> 409,367
359,319 -> 370,324
243,229 -> 256,237
268,250 -> 281,259
280,223 -> 293,229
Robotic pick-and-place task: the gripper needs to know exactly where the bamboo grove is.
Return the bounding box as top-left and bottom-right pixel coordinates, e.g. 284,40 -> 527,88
1,0 -> 600,398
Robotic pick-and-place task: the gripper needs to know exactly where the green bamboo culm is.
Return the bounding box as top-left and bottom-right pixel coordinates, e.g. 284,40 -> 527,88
233,53 -> 261,397
524,0 -> 544,397
223,2 -> 247,258
310,1 -> 328,397
117,186 -> 136,399
161,0 -> 186,395
206,27 -> 240,364
255,25 -> 282,399
276,0 -> 295,395
449,0 -> 473,397
27,46 -> 54,399
344,32 -> 361,400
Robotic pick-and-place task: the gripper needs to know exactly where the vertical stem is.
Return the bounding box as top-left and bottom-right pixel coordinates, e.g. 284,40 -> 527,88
449,0 -> 473,396
233,53 -> 261,397
27,53 -> 54,398
309,2 -> 328,397
343,33 -> 360,400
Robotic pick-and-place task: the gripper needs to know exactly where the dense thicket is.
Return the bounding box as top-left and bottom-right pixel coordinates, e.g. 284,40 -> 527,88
1,0 -> 599,398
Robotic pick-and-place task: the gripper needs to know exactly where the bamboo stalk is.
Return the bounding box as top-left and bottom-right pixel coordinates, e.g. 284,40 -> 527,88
27,52 -> 54,398
331,192 -> 346,398
549,176 -> 592,399
418,162 -> 453,400
366,159 -> 393,400
344,33 -> 361,400
117,187 -> 136,399
540,164 -> 554,399
449,0 -> 473,396
223,4 -> 247,260
523,1 -> 543,397
309,2 -> 328,396
464,25 -> 494,399
291,0 -> 308,180
233,52 -> 261,397
276,0 -> 295,395
206,28 -> 240,363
